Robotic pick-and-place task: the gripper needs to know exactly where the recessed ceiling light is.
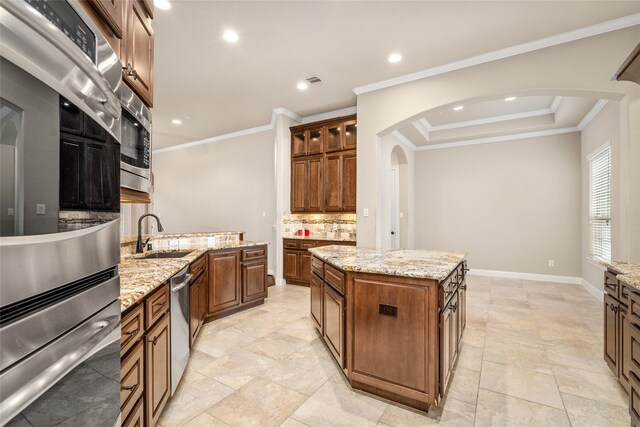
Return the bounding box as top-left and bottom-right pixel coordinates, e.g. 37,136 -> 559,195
453,105 -> 464,111
154,0 -> 171,10
388,53 -> 402,63
297,82 -> 309,91
223,30 -> 239,43
172,119 -> 182,125
505,96 -> 517,101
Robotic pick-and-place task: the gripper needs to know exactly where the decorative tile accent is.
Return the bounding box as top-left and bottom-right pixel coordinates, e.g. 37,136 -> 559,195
121,232 -> 244,255
283,213 -> 356,241
58,210 -> 118,232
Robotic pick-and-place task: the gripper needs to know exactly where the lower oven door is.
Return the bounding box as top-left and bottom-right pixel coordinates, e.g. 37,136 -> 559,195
1,300 -> 121,427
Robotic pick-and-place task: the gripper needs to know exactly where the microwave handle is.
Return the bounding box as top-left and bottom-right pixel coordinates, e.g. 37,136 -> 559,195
2,0 -> 121,120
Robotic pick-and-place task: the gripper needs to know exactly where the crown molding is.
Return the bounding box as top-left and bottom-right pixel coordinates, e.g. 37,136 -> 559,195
154,106 -> 357,154
430,107 -> 555,133
551,96 -> 563,112
414,126 -> 579,151
353,13 -> 640,95
300,106 -> 357,124
391,130 -> 418,151
411,119 -> 431,141
577,99 -> 609,130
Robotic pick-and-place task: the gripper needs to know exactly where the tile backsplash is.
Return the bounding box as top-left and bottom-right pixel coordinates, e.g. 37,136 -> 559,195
283,213 -> 356,241
121,231 -> 243,255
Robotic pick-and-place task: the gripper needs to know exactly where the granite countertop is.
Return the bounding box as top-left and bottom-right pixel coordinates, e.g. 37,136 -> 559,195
120,240 -> 268,312
308,245 -> 467,281
605,261 -> 640,289
284,235 -> 356,242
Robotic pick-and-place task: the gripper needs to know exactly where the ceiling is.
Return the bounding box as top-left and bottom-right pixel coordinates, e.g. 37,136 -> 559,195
393,95 -> 599,148
152,1 -> 640,150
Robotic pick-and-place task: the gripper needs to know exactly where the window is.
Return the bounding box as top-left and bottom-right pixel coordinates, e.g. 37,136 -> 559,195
589,145 -> 611,261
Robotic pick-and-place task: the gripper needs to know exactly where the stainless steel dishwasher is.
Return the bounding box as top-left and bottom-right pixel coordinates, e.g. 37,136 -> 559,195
170,266 -> 191,396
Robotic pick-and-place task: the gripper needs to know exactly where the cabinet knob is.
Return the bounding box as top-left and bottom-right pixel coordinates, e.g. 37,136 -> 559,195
149,336 -> 158,345
622,290 -> 629,299
451,303 -> 457,313
460,284 -> 468,290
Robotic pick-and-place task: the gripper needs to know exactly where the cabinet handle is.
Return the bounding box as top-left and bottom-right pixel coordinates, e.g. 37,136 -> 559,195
125,328 -> 139,338
461,284 -> 468,290
149,336 -> 158,345
155,301 -> 167,308
620,306 -> 628,315
121,383 -> 138,393
451,303 -> 457,313
622,290 -> 629,299
124,63 -> 138,80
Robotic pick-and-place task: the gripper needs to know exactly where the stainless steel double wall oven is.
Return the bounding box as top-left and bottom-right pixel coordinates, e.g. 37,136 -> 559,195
0,0 -> 123,425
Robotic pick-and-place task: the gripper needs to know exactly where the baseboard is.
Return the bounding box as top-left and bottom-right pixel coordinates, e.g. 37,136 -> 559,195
580,278 -> 604,302
468,269 -> 581,284
275,278 -> 287,286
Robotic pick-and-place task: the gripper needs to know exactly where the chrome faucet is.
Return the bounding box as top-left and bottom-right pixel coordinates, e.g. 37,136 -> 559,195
136,213 -> 164,253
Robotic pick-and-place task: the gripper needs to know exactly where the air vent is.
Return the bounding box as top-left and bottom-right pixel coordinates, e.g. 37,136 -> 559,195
305,75 -> 322,85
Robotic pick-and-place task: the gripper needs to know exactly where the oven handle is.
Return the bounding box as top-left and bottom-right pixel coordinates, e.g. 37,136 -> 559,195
1,0 -> 121,120
0,300 -> 120,422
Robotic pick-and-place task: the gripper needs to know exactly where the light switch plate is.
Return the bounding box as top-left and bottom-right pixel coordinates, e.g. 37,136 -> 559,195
36,204 -> 45,215
7,208 -> 14,216
363,208 -> 369,217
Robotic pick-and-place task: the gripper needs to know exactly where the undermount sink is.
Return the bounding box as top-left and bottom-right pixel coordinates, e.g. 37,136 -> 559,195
139,251 -> 192,259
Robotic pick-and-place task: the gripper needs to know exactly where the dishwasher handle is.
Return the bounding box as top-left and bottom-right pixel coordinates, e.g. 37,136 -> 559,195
170,266 -> 191,292
171,276 -> 191,293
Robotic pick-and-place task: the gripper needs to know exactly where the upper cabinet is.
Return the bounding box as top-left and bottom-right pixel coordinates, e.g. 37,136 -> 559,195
81,0 -> 155,107
290,115 -> 356,213
123,0 -> 155,106
615,43 -> 640,85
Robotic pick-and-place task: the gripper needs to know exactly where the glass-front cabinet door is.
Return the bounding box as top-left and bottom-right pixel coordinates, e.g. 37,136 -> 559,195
325,123 -> 342,152
307,128 -> 324,155
344,120 -> 357,149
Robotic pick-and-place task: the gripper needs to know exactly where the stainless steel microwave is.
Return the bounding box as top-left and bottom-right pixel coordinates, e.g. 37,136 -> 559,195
119,84 -> 152,194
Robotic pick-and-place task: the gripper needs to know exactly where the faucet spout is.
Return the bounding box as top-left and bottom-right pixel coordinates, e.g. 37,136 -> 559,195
136,213 -> 164,253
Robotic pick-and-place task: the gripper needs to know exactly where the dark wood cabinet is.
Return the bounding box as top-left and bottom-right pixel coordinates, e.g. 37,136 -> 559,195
145,312 -> 170,427
283,239 -> 355,286
290,115 -> 356,213
123,0 -> 154,106
189,265 -> 207,346
310,272 -> 324,334
323,282 -> 345,368
208,251 -> 242,314
86,0 -> 124,38
60,137 -> 83,209
242,260 -> 267,303
605,292 -> 620,374
440,296 -> 454,392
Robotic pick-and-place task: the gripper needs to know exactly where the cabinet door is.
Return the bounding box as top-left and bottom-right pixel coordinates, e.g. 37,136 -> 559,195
89,0 -> 124,37
308,157 -> 323,212
122,397 -> 144,427
324,154 -> 342,211
208,252 -> 241,314
457,283 -> 467,351
284,250 -> 300,281
324,123 -> 342,152
621,307 -> 631,393
292,131 -> 306,157
120,341 -> 144,420
124,0 -> 154,106
440,300 -> 453,393
85,139 -> 119,211
299,251 -> 312,284
341,150 -> 356,212
449,292 -> 459,369
189,281 -> 200,346
242,260 -> 267,303
310,273 -> 323,334
145,313 -> 170,427
60,99 -> 83,135
344,120 -> 357,150
323,284 -> 345,367
291,159 -> 307,212
604,293 -> 619,375
307,128 -> 323,155
60,137 -> 84,209
199,272 -> 208,326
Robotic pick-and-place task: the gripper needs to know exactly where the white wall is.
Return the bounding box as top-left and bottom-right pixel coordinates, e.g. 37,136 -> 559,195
580,102 -> 621,291
152,129 -> 277,272
414,133 -> 582,277
356,27 -> 640,249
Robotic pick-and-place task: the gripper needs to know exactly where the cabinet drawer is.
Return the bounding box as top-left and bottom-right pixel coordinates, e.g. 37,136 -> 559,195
122,396 -> 144,427
630,290 -> 640,324
146,283 -> 169,329
622,285 -> 632,307
190,255 -> 206,283
284,239 -> 299,249
630,371 -> 640,427
243,246 -> 267,261
605,271 -> 619,298
325,264 -> 345,294
121,304 -> 144,355
300,241 -> 316,250
311,256 -> 324,279
120,340 -> 144,420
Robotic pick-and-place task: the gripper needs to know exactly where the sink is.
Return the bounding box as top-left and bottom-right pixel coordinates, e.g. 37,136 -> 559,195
139,251 -> 192,259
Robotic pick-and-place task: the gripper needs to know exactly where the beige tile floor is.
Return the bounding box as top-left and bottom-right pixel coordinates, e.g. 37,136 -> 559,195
158,276 -> 629,427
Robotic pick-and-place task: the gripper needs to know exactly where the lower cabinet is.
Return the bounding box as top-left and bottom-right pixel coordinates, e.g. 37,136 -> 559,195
189,269 -> 207,346
208,246 -> 268,318
120,284 -> 170,427
284,239 -> 355,286
323,284 -> 345,368
310,272 -> 324,334
604,292 -> 620,374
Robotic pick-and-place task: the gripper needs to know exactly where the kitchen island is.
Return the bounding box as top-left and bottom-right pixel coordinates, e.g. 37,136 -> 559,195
308,245 -> 467,411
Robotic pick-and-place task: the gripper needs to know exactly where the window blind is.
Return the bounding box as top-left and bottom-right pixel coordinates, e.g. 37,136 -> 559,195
589,146 -> 611,261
